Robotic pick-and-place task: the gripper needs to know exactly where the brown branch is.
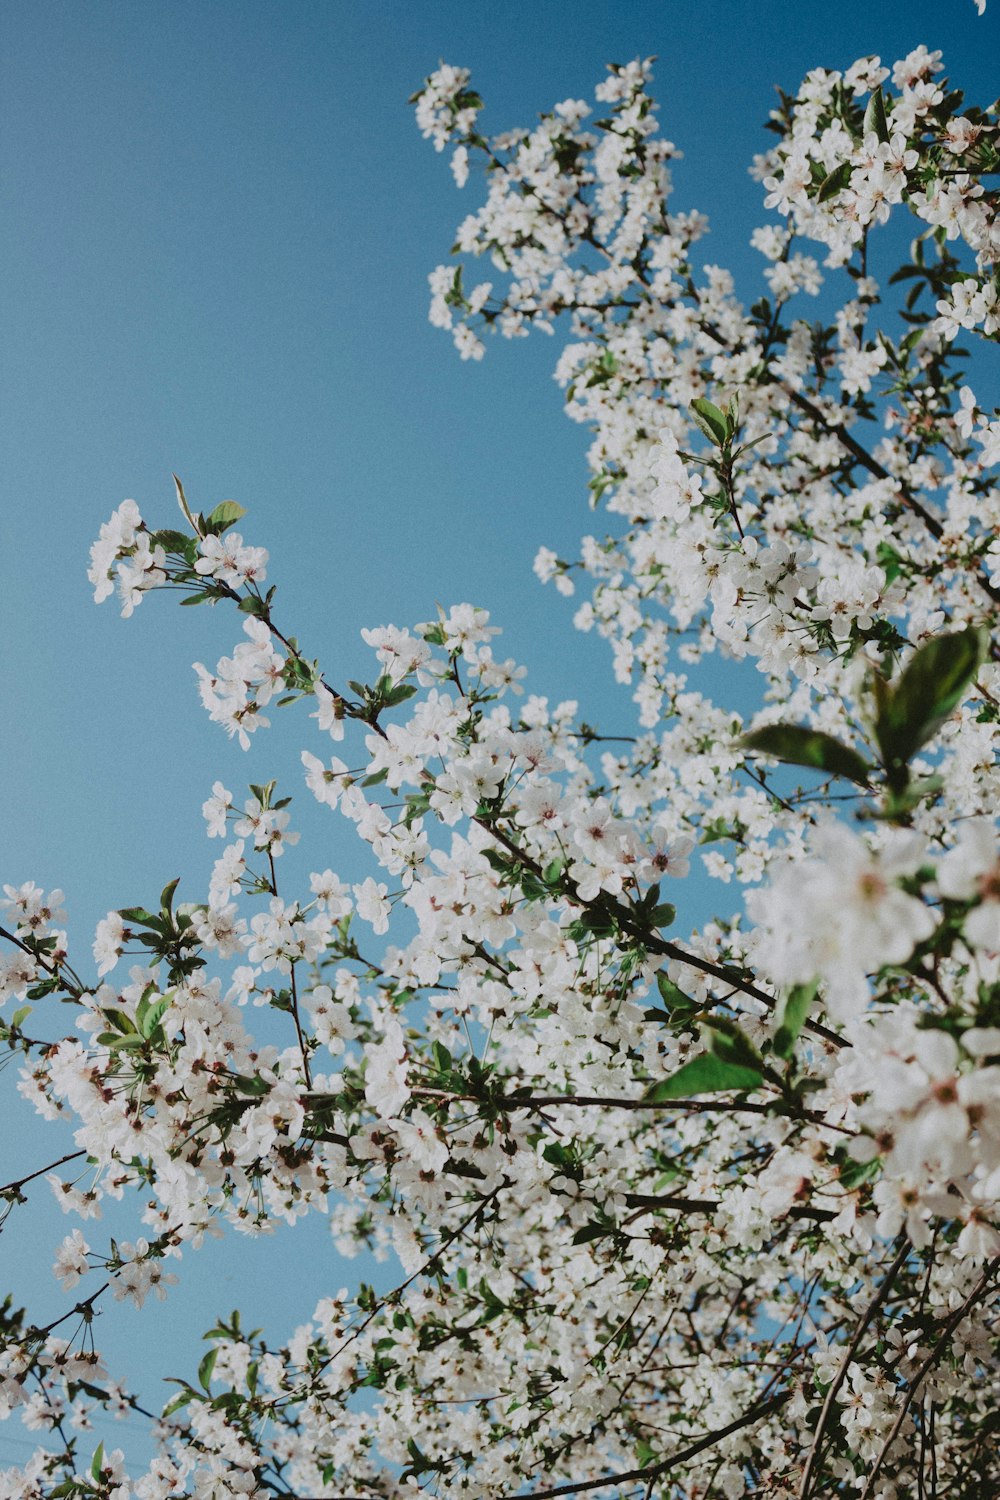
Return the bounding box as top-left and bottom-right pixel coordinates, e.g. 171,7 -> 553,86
465,125 -> 1000,618
232,575 -> 852,1055
799,1236 -> 911,1500
301,1184 -> 507,1394
1,1150 -> 87,1200
858,1257 -> 1000,1500
25,1284 -> 109,1343
625,1192 -> 836,1223
510,1389 -> 791,1499
0,925 -> 86,1002
407,1087 -> 851,1134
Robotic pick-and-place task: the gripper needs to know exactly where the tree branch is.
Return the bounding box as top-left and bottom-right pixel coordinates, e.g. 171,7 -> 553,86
512,1389 -> 791,1499
798,1236 -> 911,1500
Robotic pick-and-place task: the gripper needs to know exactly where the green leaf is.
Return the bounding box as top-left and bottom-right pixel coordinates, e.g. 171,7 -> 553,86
875,541 -> 905,585
875,628 -> 985,768
646,902 -> 676,929
885,773 -> 945,818
198,1347 -> 219,1393
644,1050 -> 764,1102
231,1073 -> 269,1096
385,682 -> 419,707
90,1442 -> 105,1482
9,1005 -> 31,1030
863,86 -> 890,144
700,1018 -> 766,1074
689,397 -> 728,447
741,724 -> 871,786
160,879 -> 180,915
656,974 -> 699,1012
162,1385 -> 201,1417
577,906 -> 618,937
97,1032 -> 147,1051
118,906 -> 158,927
151,528 -> 197,557
773,981 -> 818,1059
815,160 -> 852,203
137,995 -> 172,1040
103,1007 -> 138,1035
205,500 -> 247,534
572,1221 -> 613,1245
839,1155 -> 882,1190
173,473 -> 200,535
888,265 -> 924,285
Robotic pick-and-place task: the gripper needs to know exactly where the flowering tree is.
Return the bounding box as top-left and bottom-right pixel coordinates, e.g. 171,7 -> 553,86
3,18 -> 1000,1499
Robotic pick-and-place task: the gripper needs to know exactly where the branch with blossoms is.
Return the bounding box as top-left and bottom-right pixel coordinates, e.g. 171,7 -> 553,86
2,18 -> 1000,1499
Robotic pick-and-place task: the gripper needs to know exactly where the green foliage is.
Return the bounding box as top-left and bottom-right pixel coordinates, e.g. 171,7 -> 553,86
863,85 -> 890,143
644,1048 -> 764,1102
874,628 -> 984,773
741,724 -> 871,785
773,981 -> 818,1059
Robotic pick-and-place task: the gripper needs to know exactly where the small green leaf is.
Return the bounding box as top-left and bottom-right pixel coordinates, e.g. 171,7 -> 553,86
198,1347 -> 219,1393
103,1008 -> 138,1035
90,1442 -> 105,1482
577,907 -> 618,937
839,1155 -> 882,1190
152,528 -> 197,557
205,500 -> 247,534
700,1018 -> 766,1074
160,879 -> 180,915
572,1221 -> 613,1245
863,86 -> 890,144
815,160 -> 853,203
173,473 -> 201,536
385,682 -> 419,707
644,1051 -> 764,1102
875,628 -> 984,769
741,724 -> 871,786
875,541 -> 905,585
773,981 -> 818,1059
137,995 -> 172,1040
118,906 -> 158,926
162,1385 -> 201,1417
689,397 -> 728,447
232,1073 -> 269,1095
656,973 -> 699,1012
99,1032 -> 147,1051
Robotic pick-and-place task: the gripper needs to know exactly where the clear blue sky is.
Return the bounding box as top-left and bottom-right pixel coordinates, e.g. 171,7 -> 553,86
2,0 -> 996,1469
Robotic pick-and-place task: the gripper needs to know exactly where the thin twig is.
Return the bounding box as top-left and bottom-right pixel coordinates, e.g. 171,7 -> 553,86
858,1257 -> 1000,1500
798,1237 -> 911,1500
1,1150 -> 87,1199
511,1390 -> 791,1499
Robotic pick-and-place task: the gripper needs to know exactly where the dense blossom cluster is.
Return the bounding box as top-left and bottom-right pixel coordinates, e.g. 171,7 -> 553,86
2,18 -> 1000,1500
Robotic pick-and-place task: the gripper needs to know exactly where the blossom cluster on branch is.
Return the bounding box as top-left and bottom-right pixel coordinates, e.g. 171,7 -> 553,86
1,17 -> 999,1499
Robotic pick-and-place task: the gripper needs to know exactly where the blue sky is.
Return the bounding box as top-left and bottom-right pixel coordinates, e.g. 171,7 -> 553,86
2,0 -> 997,1469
